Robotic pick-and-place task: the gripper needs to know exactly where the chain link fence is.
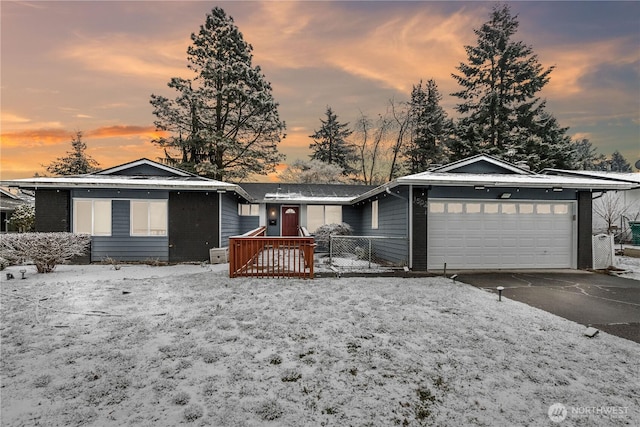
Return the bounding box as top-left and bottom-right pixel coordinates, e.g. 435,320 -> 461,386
327,236 -> 408,271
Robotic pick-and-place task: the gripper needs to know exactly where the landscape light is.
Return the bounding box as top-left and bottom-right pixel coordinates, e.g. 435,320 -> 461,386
497,286 -> 504,301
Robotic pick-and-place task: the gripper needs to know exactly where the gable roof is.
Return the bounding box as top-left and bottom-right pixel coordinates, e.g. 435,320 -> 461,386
95,158 -> 196,177
0,158 -> 251,199
430,154 -> 534,175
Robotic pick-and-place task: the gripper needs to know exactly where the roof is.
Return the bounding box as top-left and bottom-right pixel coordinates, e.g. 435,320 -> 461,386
352,157 -> 634,204
542,169 -> 640,187
0,158 -> 251,200
431,154 -> 534,175
0,188 -> 34,212
240,183 -> 377,204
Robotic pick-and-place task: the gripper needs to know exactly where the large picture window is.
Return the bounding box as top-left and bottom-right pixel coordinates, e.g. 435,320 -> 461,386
306,205 -> 342,233
73,199 -> 112,236
131,200 -> 168,236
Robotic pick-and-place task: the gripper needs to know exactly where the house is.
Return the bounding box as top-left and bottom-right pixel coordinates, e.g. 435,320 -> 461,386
0,188 -> 34,232
3,155 -> 633,270
2,159 -> 252,263
542,169 -> 640,239
351,155 -> 632,271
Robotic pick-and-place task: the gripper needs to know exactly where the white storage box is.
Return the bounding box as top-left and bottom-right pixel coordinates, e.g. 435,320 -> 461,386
209,247 -> 229,264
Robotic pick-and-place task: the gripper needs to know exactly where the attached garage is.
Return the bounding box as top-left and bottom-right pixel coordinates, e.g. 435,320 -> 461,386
427,199 -> 575,270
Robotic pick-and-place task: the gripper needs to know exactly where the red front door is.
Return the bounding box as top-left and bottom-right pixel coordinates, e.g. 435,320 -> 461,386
281,206 -> 300,236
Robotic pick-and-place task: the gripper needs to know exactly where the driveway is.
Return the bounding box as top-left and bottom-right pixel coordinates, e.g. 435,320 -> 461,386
456,271 -> 640,344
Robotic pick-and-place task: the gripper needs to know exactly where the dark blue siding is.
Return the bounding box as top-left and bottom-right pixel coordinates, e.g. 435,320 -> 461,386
358,187 -> 410,265
221,193 -> 242,246
72,189 -> 169,262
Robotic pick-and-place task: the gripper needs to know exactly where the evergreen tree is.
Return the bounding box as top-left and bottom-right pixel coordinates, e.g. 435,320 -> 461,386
602,151 -> 633,172
45,131 -> 99,175
450,4 -> 572,170
150,7 -> 285,181
404,79 -> 452,173
572,138 -> 606,170
309,107 -> 357,176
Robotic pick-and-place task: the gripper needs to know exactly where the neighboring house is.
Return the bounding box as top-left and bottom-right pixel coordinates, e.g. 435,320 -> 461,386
2,159 -> 252,262
542,169 -> 640,240
0,188 -> 34,232
2,155 -> 632,270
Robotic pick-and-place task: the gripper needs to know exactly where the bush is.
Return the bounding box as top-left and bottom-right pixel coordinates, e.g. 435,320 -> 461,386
314,222 -> 352,248
0,233 -> 91,273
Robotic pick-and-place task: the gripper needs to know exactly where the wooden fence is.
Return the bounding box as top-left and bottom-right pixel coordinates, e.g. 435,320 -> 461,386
229,227 -> 315,279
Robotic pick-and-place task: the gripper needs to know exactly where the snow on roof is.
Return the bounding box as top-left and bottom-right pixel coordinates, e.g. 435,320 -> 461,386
95,158 -> 196,177
543,169 -> 640,186
262,192 -> 355,204
395,171 -> 634,189
430,154 -> 534,175
0,175 -> 249,196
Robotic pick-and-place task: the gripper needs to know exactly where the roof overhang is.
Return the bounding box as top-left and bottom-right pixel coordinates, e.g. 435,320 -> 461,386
0,177 -> 253,201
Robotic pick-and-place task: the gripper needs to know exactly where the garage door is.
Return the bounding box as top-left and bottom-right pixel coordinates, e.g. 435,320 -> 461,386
427,200 -> 575,270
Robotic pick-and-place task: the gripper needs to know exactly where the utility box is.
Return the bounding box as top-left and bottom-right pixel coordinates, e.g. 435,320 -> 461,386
209,247 -> 229,264
629,222 -> 640,246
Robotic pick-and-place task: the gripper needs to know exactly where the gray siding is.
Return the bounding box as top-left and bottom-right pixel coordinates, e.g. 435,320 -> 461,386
221,192 -> 243,247
359,187 -> 410,266
72,189 -> 170,262
90,199 -> 168,262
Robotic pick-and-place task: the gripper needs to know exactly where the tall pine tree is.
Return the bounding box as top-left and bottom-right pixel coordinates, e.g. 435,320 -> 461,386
45,131 -> 99,175
450,4 -> 573,170
150,7 -> 285,181
309,107 -> 357,176
404,79 -> 452,173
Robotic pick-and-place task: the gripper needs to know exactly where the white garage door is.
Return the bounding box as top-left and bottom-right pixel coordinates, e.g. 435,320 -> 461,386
427,200 -> 575,270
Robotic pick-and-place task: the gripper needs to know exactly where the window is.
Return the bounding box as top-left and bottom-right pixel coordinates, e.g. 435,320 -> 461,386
131,200 -> 167,236
429,202 -> 445,213
553,204 -> 569,215
73,199 -> 111,236
484,203 -> 499,214
447,203 -> 463,213
466,203 -> 482,214
536,204 -> 551,214
502,203 -> 517,214
238,204 -> 259,216
371,200 -> 379,229
307,205 -> 343,233
519,204 -> 534,214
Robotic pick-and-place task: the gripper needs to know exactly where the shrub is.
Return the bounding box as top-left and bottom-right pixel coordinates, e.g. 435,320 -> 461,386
314,222 -> 352,250
0,233 -> 91,273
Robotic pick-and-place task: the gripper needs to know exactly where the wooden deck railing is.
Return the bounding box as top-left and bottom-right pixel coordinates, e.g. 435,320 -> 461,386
229,227 -> 315,279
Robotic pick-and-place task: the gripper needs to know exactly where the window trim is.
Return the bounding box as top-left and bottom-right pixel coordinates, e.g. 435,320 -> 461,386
130,200 -> 168,237
73,198 -> 112,236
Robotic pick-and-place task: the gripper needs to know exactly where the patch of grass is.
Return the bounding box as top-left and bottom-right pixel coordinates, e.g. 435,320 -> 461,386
281,369 -> 302,382
183,404 -> 204,422
172,391 -> 190,405
269,353 -> 282,365
33,374 -> 52,388
255,399 -> 284,421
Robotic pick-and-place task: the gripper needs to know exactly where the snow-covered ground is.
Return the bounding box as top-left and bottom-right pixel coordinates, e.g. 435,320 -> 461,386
615,255 -> 640,281
1,262 -> 638,426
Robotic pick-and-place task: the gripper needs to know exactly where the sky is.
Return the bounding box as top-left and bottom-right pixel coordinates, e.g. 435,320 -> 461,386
1,1 -> 639,180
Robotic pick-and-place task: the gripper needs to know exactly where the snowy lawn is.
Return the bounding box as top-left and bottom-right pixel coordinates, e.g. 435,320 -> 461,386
1,264 -> 638,426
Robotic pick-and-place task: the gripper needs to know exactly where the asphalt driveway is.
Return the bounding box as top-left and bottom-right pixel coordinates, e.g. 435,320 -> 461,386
456,271 -> 640,344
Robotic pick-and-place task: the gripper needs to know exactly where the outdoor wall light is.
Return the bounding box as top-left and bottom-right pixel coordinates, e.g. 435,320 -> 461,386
270,209 -> 277,218
552,187 -> 563,192
499,192 -> 512,199
497,286 -> 504,301
474,185 -> 485,190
